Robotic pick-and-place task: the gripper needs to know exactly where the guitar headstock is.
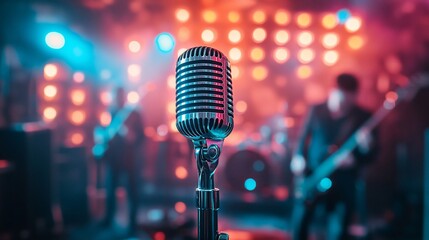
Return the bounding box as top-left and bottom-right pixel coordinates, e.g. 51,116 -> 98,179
383,73 -> 429,110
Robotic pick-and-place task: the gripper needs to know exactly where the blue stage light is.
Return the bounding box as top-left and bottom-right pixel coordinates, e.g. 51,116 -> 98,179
45,32 -> 65,49
317,177 -> 333,192
244,178 -> 257,191
155,33 -> 175,53
336,9 -> 351,24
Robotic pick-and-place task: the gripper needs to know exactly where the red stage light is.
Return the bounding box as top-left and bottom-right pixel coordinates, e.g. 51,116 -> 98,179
175,166 -> 188,179
175,8 -> 190,22
228,11 -> 240,23
296,12 -> 312,28
43,85 -> 58,99
228,48 -> 242,62
274,9 -> 291,26
296,65 -> 312,79
100,111 -> 111,126
44,64 -> 58,80
274,30 -> 290,45
174,201 -> 187,213
228,29 -> 242,44
273,48 -> 289,63
252,10 -> 266,24
70,110 -> 86,125
252,66 -> 268,81
70,89 -> 86,106
322,13 -> 338,29
252,28 -> 267,43
201,29 -> 216,43
70,132 -> 84,145
297,31 -> 314,47
202,10 -> 217,23
43,107 -> 57,121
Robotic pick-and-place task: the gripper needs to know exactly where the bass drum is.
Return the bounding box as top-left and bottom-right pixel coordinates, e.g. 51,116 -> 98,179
222,149 -> 272,193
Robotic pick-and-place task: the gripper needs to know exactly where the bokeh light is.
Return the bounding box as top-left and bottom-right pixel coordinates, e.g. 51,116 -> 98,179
228,29 -> 242,43
274,10 -> 291,25
323,50 -> 340,66
43,107 -> 57,121
336,8 -> 351,24
274,30 -> 290,45
100,91 -> 113,105
348,35 -> 365,50
128,40 -> 141,53
127,91 -> 140,104
174,202 -> 187,214
70,110 -> 86,125
45,32 -> 65,49
273,48 -> 290,63
177,27 -> 191,42
44,64 -> 58,80
155,33 -> 175,52
73,72 -> 85,83
244,178 -> 257,191
70,132 -> 84,145
250,47 -> 265,62
202,10 -> 217,23
201,29 -> 216,43
43,85 -> 57,99
175,166 -> 188,179
229,48 -> 242,62
345,16 -> 362,32
297,31 -> 314,47
231,66 -> 240,79
100,111 -> 111,126
236,100 -> 248,113
297,48 -> 315,64
322,33 -> 340,49
228,11 -> 240,23
296,13 -> 312,28
296,65 -> 313,79
252,65 -> 268,81
252,10 -> 266,24
128,64 -> 141,78
322,13 -> 338,29
70,89 -> 86,105
252,28 -> 267,43
175,8 -> 190,22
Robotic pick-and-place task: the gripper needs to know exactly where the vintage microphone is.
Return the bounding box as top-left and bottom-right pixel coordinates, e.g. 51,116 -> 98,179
175,46 -> 233,240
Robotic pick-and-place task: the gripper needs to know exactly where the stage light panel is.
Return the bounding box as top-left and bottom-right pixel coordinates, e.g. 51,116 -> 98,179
323,50 -> 339,66
273,47 -> 290,63
297,48 -> 315,64
202,10 -> 217,23
345,16 -> 362,32
228,29 -> 242,43
322,13 -> 338,29
201,29 -> 216,43
43,107 -> 57,121
70,110 -> 86,125
297,31 -> 314,47
43,85 -> 58,99
252,10 -> 266,24
70,89 -> 86,105
228,11 -> 240,23
229,48 -> 242,62
322,33 -> 340,49
348,35 -> 364,50
296,13 -> 312,28
44,63 -> 58,80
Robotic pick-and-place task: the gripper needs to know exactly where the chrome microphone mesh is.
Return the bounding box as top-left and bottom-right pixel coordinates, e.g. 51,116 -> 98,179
176,46 -> 234,140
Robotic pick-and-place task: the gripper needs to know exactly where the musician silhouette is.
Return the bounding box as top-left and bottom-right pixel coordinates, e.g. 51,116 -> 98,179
290,74 -> 378,240
101,87 -> 145,234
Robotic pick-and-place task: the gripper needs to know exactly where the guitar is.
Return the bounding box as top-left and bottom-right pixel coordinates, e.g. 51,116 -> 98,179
294,74 -> 429,200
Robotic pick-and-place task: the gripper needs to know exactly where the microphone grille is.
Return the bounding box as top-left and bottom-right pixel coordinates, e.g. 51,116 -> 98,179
175,46 -> 234,140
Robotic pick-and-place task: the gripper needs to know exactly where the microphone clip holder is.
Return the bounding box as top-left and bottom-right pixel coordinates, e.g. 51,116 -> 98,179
193,139 -> 229,240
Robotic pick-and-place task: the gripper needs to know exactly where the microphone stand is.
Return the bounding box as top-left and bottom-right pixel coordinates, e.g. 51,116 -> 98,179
193,139 -> 229,240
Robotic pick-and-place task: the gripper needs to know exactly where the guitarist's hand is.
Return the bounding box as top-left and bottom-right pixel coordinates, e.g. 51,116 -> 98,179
338,153 -> 355,169
291,154 -> 306,175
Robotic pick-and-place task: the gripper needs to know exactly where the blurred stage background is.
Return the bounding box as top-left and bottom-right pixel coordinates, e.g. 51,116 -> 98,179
0,0 -> 429,239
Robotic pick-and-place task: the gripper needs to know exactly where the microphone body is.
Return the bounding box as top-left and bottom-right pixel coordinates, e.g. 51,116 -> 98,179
175,46 -> 233,240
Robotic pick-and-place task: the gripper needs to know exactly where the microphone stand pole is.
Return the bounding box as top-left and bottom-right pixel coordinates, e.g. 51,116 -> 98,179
193,139 -> 228,240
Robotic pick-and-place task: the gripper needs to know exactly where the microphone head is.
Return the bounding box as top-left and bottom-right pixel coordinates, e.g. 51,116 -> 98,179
175,46 -> 234,141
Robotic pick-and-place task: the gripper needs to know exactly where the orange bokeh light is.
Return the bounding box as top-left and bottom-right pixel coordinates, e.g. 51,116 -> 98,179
174,201 -> 187,214
252,10 -> 266,24
175,8 -> 190,22
296,12 -> 312,28
250,47 -> 265,62
231,65 -> 240,79
273,48 -> 290,63
44,64 -> 58,80
43,107 -> 57,121
348,35 -> 365,50
296,65 -> 313,79
70,132 -> 84,145
128,40 -> 141,53
236,101 -> 247,113
202,10 -> 217,23
297,31 -> 314,47
175,166 -> 188,179
100,91 -> 112,105
100,111 -> 112,126
252,66 -> 268,81
228,48 -> 242,62
70,89 -> 86,106
252,28 -> 267,43
345,16 -> 362,32
297,48 -> 315,64
322,13 -> 338,29
228,11 -> 240,23
228,29 -> 242,43
127,91 -> 140,104
274,30 -> 290,45
43,85 -> 57,99
323,50 -> 340,66
274,10 -> 291,25
201,29 -> 216,43
70,110 -> 86,125
322,33 -> 340,49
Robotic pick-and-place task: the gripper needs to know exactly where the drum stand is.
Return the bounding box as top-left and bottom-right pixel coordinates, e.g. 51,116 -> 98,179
193,139 -> 229,240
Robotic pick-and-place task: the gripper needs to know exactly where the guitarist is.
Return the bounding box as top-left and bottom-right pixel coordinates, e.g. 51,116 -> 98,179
290,73 -> 378,240
100,87 -> 145,235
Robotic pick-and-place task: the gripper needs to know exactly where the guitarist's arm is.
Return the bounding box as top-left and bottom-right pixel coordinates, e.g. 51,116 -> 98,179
291,106 -> 315,175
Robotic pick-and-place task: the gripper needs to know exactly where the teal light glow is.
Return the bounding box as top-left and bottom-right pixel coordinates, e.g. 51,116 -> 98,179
244,178 -> 257,191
